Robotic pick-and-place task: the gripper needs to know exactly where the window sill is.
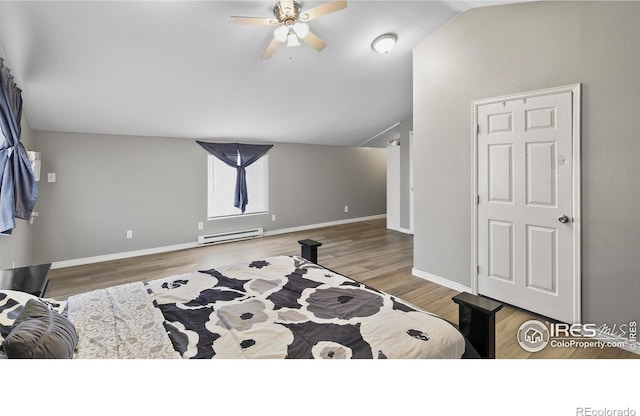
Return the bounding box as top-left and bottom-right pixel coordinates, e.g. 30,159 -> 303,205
207,211 -> 269,221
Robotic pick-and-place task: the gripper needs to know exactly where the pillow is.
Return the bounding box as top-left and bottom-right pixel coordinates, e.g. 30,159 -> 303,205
0,290 -> 67,345
3,299 -> 78,359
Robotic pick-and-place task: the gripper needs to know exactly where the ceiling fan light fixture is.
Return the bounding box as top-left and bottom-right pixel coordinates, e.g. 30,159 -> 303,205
231,1 -> 348,59
274,25 -> 288,43
286,32 -> 300,47
372,33 -> 397,54
293,22 -> 309,38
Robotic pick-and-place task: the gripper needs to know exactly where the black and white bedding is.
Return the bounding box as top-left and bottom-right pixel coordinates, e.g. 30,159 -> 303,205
3,256 -> 472,359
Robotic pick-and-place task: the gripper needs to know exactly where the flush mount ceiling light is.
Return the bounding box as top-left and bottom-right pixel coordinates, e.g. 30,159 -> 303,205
372,33 -> 397,54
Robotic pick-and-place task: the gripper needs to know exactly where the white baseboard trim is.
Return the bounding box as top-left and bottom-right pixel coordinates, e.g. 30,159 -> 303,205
263,214 -> 387,237
387,226 -> 412,235
412,268 -> 472,294
51,242 -> 198,269
593,329 -> 640,356
52,214 -> 387,269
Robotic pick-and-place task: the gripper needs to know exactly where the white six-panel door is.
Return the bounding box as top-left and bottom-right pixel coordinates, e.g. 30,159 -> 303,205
475,85 -> 580,324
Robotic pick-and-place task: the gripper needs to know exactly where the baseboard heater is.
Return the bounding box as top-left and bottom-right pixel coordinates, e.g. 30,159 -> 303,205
197,228 -> 264,245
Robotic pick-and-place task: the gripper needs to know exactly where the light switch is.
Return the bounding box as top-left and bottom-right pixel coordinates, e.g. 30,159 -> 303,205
47,173 -> 56,183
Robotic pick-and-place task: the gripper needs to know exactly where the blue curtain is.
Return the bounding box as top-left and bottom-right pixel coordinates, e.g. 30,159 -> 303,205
197,141 -> 272,213
0,59 -> 38,236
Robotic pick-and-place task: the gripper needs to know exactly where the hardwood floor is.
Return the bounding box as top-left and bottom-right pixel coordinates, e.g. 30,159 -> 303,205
48,218 -> 638,359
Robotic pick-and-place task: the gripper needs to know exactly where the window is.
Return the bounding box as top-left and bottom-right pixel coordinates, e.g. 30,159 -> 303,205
207,154 -> 269,218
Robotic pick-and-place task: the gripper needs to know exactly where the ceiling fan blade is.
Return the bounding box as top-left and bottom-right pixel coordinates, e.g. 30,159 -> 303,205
229,16 -> 278,26
300,1 -> 347,22
261,38 -> 281,59
301,31 -> 327,52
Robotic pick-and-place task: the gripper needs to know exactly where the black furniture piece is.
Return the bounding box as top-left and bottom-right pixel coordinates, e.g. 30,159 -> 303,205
452,292 -> 503,359
0,263 -> 52,297
298,239 -> 322,263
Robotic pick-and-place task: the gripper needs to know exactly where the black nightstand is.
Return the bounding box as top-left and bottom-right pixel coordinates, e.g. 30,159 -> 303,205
0,263 -> 52,297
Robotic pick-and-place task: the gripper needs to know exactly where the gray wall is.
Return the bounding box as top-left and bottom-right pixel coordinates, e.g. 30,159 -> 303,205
0,115 -> 34,268
413,1 -> 640,326
32,130 -> 386,263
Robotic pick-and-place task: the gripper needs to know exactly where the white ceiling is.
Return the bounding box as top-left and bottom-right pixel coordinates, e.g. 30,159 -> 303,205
0,1 -> 522,147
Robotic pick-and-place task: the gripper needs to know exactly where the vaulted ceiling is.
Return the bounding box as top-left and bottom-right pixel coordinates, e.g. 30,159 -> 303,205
0,1 -> 524,147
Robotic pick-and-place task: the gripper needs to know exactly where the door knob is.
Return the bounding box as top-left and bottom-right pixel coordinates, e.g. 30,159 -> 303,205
558,215 -> 570,224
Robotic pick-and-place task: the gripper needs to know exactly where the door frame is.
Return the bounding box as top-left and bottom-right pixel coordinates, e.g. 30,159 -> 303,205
409,130 -> 415,234
471,84 -> 582,323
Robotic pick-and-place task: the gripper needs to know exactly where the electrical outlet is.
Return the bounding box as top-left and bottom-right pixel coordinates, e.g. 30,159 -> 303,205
198,222 -> 204,230
344,205 -> 349,213
11,261 -> 15,269
126,230 -> 133,239
272,214 -> 276,221
47,173 -> 56,183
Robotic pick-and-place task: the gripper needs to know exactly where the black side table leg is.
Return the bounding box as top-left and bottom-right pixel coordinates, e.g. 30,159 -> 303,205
458,303 -> 497,358
453,293 -> 503,359
298,239 -> 322,263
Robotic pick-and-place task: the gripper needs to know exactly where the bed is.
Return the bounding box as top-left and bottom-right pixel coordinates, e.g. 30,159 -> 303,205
1,242 -> 492,359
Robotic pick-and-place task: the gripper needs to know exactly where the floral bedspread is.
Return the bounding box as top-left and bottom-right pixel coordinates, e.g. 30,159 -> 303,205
67,282 -> 180,359
145,256 -> 467,359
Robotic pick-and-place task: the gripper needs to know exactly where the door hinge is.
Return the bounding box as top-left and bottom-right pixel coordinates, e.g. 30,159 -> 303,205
477,124 -> 480,135
476,265 -> 480,275
476,195 -> 480,205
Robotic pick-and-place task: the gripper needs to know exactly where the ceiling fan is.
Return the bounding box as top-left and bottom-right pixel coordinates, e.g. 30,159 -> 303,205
230,1 -> 347,59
